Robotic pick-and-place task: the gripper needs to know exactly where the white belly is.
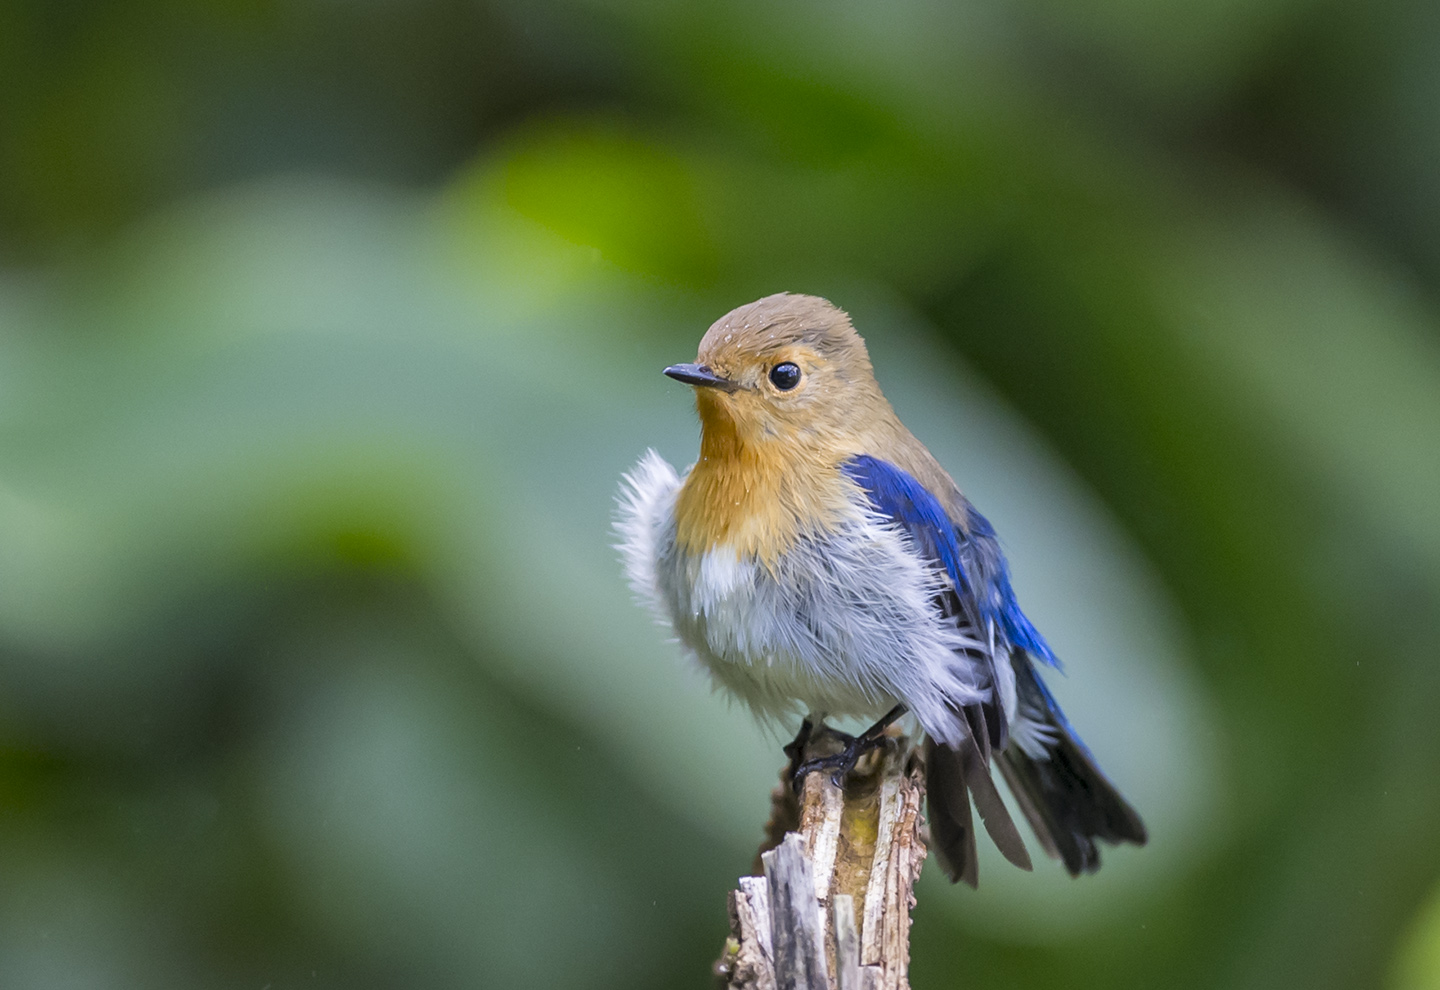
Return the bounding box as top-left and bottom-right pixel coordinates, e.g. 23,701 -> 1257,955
616,449 -> 993,746
678,547 -> 893,721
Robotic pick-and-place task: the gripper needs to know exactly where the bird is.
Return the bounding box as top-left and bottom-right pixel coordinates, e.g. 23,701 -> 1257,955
615,292 -> 1146,885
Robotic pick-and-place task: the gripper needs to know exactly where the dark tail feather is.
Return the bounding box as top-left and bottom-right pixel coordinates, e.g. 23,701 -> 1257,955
998,665 -> 1148,876
958,706 -> 1032,872
925,713 -> 1032,886
926,737 -> 978,887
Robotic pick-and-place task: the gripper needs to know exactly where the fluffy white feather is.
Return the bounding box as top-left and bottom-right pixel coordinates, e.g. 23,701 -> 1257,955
615,448 -> 682,621
616,449 -> 997,747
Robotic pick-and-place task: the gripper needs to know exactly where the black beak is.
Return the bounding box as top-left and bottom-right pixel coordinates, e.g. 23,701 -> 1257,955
663,363 -> 739,392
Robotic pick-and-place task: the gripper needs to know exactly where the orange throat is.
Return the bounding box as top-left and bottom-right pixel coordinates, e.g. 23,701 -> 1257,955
673,397 -> 850,562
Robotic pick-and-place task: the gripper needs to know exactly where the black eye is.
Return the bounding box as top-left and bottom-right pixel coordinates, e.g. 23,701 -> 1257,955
769,362 -> 801,390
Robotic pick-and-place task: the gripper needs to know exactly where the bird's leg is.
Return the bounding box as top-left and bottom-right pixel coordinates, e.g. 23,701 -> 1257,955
791,704 -> 909,790
782,717 -> 815,783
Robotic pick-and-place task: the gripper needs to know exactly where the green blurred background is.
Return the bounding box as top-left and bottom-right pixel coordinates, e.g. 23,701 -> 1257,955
2,1 -> 1439,988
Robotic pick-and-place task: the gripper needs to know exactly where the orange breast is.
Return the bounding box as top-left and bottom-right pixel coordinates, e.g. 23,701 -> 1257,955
674,400 -> 854,563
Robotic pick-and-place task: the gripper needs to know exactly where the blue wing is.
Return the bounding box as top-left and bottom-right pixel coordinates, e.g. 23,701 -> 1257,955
957,504 -> 1061,669
840,454 -> 1058,670
841,453 -> 1041,878
842,454 -> 1147,877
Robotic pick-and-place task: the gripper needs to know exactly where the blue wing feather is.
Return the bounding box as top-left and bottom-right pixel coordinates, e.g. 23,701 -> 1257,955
843,455 -> 1145,874
961,505 -> 1060,670
840,454 -> 971,598
842,454 -> 1059,670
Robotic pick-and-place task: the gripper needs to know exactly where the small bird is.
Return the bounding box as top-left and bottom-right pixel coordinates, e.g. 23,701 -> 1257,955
617,293 -> 1146,884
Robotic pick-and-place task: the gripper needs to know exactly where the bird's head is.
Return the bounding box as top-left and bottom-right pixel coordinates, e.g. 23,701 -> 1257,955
665,293 -> 885,453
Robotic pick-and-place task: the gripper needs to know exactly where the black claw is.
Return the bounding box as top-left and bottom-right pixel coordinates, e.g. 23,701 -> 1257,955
790,737 -> 877,791
786,705 -> 910,794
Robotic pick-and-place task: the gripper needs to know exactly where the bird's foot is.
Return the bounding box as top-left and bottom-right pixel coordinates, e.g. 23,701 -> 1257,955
790,731 -> 879,792
788,705 -> 908,793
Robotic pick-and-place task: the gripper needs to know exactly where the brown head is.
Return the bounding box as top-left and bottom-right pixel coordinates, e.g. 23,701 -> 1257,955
665,293 -> 967,557
664,293 -> 889,454
665,293 -> 918,557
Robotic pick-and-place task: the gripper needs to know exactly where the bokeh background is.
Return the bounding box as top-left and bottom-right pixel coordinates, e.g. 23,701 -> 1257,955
2,1 -> 1440,988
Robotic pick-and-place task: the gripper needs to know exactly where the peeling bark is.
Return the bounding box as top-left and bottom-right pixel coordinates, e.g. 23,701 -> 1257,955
715,728 -> 927,990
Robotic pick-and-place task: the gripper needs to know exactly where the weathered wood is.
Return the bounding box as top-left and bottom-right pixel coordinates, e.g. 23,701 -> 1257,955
833,895 -> 860,990
719,878 -> 778,990
764,834 -> 830,990
715,727 -> 928,990
740,876 -> 775,965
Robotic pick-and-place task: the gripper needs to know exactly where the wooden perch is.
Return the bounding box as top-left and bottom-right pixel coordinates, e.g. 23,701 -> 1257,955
715,727 -> 927,990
